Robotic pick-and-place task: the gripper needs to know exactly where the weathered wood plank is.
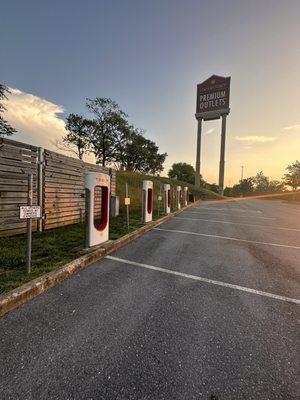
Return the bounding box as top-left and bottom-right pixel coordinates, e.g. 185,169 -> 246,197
45,204 -> 85,213
0,210 -> 20,218
0,192 -> 29,200
0,197 -> 37,205
0,138 -> 38,151
0,158 -> 36,170
45,167 -> 83,176
45,187 -> 85,198
0,172 -> 37,181
45,174 -> 83,183
44,182 -> 84,191
0,227 -> 27,237
0,164 -> 37,174
0,221 -> 27,231
44,218 -> 83,229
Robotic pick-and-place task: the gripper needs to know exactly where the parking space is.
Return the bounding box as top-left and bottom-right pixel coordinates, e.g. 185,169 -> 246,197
0,199 -> 299,399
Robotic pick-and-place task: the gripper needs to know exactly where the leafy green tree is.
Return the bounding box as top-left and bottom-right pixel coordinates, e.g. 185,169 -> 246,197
267,180 -> 285,193
207,183 -> 220,194
120,130 -> 167,175
233,178 -> 254,196
225,174 -> 284,197
168,163 -> 195,184
253,172 -> 284,194
283,161 -> 300,190
223,187 -> 233,197
112,122 -> 134,170
86,97 -> 128,167
145,139 -> 167,175
253,171 -> 270,194
0,84 -> 16,136
60,113 -> 93,160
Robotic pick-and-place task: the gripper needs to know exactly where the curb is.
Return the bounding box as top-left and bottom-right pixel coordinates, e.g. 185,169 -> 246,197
0,200 -> 202,318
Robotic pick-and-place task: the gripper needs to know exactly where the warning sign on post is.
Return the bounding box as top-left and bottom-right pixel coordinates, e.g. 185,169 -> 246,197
20,206 -> 41,219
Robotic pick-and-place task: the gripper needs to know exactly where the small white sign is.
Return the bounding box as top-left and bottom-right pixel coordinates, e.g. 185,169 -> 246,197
124,197 -> 131,206
158,195 -> 162,201
20,206 -> 41,219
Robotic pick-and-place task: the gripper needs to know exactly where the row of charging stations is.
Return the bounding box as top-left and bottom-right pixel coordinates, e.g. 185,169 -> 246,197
85,172 -> 189,247
142,180 -> 188,223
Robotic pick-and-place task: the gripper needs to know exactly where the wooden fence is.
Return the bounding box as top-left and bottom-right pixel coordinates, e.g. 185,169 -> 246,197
0,138 -> 116,237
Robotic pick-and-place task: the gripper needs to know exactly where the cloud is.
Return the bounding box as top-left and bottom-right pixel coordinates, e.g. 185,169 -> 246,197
283,124 -> 300,131
204,128 -> 214,135
234,135 -> 277,143
3,87 -> 67,149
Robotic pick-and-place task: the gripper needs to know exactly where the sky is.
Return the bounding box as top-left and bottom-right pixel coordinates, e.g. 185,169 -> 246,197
1,0 -> 300,186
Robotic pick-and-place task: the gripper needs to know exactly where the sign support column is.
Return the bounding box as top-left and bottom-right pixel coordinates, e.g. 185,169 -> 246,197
195,117 -> 202,186
218,114 -> 227,195
195,75 -> 231,194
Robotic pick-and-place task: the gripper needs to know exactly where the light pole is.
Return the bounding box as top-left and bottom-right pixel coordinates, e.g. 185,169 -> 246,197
241,165 -> 244,182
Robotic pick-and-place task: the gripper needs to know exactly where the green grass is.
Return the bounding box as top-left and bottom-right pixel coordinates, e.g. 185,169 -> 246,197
0,171 -> 222,294
256,191 -> 300,204
116,171 -> 223,213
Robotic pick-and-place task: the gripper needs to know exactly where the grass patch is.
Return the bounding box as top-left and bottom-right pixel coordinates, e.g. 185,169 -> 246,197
0,171 -> 222,294
260,191 -> 300,204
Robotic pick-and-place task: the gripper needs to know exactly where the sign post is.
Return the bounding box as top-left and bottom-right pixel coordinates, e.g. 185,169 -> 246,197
20,174 -> 41,274
195,117 -> 203,186
26,173 -> 33,274
157,185 -> 162,217
195,75 -> 231,195
125,183 -> 130,231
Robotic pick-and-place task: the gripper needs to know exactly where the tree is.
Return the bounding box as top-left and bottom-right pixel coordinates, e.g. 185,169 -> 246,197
283,161 -> 300,190
119,129 -> 167,175
208,183 -> 221,193
0,84 -> 16,136
267,180 -> 285,193
253,171 -> 270,194
57,113 -> 92,160
232,178 -> 254,196
168,163 -> 195,184
112,122 -> 134,170
86,97 -> 128,167
144,138 -> 167,175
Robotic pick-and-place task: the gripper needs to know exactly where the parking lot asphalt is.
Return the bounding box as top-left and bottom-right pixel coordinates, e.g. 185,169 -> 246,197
0,199 -> 299,399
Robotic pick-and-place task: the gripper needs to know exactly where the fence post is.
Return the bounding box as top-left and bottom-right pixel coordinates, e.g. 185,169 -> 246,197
37,147 -> 44,232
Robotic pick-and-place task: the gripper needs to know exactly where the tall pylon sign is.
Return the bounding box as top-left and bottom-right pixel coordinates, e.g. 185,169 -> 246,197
195,75 -> 231,195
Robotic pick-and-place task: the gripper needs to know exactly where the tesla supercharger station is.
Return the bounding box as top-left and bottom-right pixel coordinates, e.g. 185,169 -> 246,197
142,180 -> 153,223
183,187 -> 188,206
163,184 -> 171,214
85,172 -> 110,247
176,186 -> 182,210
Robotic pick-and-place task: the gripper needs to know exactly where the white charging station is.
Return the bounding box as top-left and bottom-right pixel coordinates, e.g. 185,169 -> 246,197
142,180 -> 153,223
176,186 -> 182,210
183,186 -> 188,206
85,172 -> 110,247
163,184 -> 171,214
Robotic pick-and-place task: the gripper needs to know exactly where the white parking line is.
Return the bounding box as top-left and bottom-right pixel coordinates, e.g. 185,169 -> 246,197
187,211 -> 275,220
195,207 -> 262,214
154,227 -> 300,250
174,216 -> 300,232
106,255 -> 300,305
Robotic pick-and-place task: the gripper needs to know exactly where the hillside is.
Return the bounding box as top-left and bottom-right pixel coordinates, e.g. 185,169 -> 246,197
115,171 -> 223,214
